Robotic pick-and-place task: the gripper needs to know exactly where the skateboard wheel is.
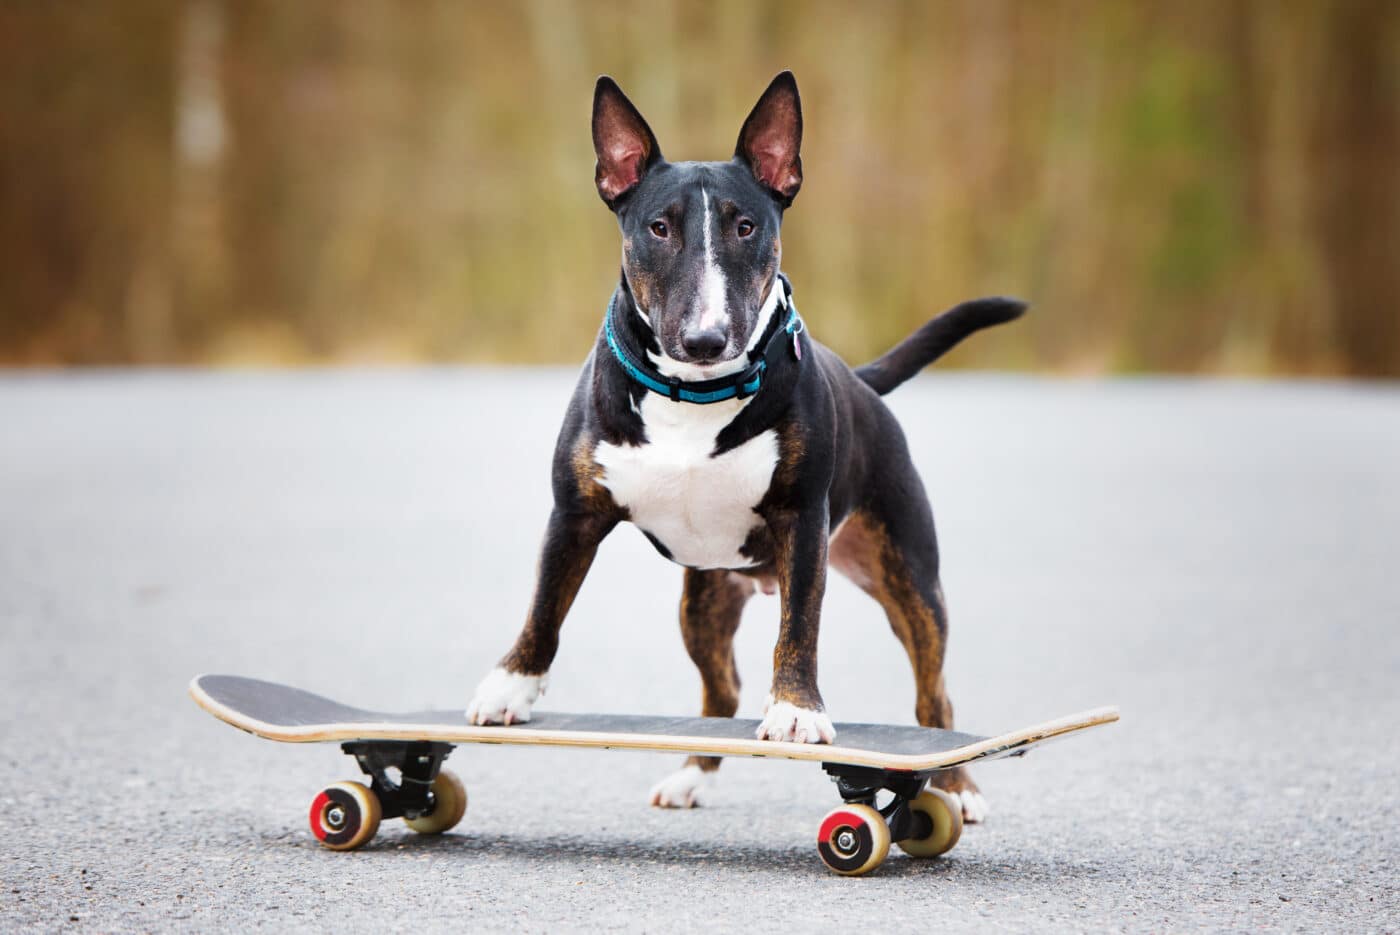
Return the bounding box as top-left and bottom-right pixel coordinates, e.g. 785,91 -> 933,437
309,781 -> 381,851
404,769 -> 468,835
896,788 -> 964,858
817,803 -> 890,876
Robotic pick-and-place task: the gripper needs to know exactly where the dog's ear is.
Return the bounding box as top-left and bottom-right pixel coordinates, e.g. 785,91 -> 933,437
592,76 -> 662,207
735,71 -> 803,205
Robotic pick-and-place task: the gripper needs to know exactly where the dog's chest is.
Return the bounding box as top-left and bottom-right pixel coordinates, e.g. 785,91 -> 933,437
594,395 -> 777,569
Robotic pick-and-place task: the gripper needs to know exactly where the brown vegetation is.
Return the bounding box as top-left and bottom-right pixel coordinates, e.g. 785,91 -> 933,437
1,0 -> 1396,375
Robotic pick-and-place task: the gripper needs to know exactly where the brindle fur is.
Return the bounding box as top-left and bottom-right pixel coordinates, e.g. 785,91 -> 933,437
828,510 -> 977,798
678,569 -> 753,772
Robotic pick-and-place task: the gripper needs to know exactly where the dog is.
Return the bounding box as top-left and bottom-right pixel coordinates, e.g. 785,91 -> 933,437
465,71 -> 1024,822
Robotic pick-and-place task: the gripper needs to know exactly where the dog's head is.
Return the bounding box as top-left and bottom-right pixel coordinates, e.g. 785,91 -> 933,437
593,72 -> 802,376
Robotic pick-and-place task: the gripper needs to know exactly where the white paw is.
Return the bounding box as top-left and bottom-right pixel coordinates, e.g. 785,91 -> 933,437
648,765 -> 708,808
464,668 -> 547,725
755,697 -> 835,744
956,789 -> 990,823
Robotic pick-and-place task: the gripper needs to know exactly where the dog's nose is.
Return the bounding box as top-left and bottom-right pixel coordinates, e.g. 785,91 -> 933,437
680,328 -> 726,361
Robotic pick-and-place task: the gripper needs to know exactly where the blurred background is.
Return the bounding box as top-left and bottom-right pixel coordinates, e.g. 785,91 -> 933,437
3,7 -> 1399,926
1,0 -> 1396,376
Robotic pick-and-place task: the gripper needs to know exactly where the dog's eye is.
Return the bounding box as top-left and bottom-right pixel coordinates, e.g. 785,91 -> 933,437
649,220 -> 669,239
737,219 -> 755,238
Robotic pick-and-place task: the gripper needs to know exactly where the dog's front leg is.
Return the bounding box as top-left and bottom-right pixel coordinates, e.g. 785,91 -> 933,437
756,502 -> 836,744
466,509 -> 615,724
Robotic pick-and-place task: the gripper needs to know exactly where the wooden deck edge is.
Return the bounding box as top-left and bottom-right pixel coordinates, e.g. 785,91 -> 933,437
190,675 -> 1119,772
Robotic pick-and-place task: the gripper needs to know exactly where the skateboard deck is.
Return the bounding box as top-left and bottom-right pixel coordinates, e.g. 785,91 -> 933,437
191,674 -> 1117,772
190,674 -> 1118,875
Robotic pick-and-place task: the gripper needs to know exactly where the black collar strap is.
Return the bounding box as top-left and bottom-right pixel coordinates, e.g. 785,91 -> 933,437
604,274 -> 804,404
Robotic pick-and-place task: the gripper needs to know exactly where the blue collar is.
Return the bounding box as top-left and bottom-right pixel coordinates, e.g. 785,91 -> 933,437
603,277 -> 805,405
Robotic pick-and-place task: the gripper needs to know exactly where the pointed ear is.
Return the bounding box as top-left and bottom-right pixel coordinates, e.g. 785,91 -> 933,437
735,71 -> 803,205
592,76 -> 662,207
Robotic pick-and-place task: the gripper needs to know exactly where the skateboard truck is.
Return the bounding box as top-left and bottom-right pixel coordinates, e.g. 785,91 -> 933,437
342,740 -> 456,821
306,741 -> 469,851
817,762 -> 964,875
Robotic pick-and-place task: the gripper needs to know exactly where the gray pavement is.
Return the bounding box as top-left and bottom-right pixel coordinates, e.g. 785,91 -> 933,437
1,369 -> 1397,932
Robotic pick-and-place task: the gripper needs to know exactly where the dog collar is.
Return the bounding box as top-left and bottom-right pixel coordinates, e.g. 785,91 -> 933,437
604,276 -> 804,405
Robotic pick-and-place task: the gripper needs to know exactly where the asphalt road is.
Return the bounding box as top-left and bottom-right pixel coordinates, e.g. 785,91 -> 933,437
1,370 -> 1397,933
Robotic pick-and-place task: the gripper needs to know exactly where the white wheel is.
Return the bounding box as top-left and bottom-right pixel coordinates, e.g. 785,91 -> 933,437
897,788 -> 964,858
404,770 -> 467,835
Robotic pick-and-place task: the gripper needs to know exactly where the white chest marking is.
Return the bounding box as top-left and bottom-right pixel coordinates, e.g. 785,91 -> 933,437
594,395 -> 777,570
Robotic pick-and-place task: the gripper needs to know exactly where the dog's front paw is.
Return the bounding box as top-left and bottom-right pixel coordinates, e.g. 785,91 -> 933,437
649,764 -> 708,808
465,668 -> 547,725
756,696 -> 835,744
956,789 -> 990,823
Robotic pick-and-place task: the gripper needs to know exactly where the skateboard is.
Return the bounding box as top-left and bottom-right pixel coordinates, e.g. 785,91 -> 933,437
190,674 -> 1118,876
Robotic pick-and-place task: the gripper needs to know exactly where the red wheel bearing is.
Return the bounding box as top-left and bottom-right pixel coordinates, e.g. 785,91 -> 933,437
817,804 -> 890,875
309,781 -> 381,851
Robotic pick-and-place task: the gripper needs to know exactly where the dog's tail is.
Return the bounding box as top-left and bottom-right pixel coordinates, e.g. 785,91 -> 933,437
855,297 -> 1028,396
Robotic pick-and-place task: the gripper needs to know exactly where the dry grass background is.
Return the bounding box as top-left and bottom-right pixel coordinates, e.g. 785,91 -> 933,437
1,0 -> 1396,375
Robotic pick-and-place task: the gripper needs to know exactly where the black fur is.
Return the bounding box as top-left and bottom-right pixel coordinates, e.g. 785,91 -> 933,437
855,297 -> 1028,395
479,72 -> 1026,776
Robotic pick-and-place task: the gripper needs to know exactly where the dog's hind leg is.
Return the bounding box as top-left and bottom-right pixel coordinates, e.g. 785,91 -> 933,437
649,569 -> 753,808
828,509 -> 989,823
